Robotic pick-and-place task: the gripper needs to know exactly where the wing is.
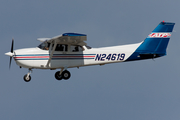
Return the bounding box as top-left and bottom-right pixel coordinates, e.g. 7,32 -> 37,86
47,33 -> 87,46
37,38 -> 51,42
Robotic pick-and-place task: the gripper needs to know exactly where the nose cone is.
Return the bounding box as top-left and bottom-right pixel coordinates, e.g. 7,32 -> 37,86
5,52 -> 13,57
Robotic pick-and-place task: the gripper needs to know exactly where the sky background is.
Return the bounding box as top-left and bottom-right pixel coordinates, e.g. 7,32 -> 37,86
1,0 -> 180,120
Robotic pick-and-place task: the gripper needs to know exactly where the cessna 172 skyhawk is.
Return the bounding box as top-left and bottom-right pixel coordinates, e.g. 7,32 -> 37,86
5,21 -> 175,82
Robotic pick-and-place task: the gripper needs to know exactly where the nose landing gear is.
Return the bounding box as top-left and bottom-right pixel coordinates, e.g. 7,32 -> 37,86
23,69 -> 32,82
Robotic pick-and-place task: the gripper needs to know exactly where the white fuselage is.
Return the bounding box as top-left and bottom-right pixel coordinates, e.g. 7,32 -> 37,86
13,42 -> 142,69
4,22 -> 175,82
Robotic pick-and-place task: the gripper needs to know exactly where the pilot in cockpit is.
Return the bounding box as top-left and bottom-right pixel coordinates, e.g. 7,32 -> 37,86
38,41 -> 50,50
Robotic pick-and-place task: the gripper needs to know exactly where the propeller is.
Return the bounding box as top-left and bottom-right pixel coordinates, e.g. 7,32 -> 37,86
9,39 -> 14,69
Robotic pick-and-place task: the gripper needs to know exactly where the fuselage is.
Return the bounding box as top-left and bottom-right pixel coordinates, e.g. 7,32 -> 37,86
13,42 -> 142,69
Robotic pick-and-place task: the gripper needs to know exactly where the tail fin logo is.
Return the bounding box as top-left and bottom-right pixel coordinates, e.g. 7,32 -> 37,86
148,33 -> 171,38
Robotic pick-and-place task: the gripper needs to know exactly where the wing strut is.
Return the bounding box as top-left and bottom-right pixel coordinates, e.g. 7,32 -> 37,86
46,40 -> 57,67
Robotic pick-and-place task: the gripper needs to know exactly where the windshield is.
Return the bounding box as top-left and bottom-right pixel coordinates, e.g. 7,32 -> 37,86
38,41 -> 50,50
85,45 -> 92,49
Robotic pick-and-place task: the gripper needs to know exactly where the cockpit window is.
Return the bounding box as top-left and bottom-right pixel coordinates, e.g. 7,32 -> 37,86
38,41 -> 50,50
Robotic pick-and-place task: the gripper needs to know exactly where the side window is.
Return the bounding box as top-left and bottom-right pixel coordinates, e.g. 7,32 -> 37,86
55,44 -> 68,51
71,45 -> 83,52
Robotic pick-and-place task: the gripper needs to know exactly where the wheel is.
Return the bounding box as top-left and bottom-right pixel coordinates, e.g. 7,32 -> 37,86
62,70 -> 71,80
55,71 -> 63,80
23,74 -> 31,82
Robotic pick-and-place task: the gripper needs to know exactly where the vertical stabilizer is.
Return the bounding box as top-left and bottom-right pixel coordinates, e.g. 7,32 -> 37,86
127,21 -> 175,61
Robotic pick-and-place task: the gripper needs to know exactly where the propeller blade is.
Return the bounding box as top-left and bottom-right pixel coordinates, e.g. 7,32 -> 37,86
11,39 -> 14,53
9,57 -> 12,69
9,39 -> 14,69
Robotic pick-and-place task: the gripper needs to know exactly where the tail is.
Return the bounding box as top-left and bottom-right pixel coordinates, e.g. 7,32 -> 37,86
127,21 -> 175,61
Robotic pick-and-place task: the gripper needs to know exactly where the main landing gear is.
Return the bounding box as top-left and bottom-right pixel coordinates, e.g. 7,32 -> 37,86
55,70 -> 71,80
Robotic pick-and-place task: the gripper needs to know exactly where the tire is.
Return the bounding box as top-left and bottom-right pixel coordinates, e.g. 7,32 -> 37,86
62,70 -> 71,80
23,74 -> 31,82
55,71 -> 63,80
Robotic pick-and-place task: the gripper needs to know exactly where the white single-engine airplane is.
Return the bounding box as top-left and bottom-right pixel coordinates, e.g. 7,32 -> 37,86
5,21 -> 175,82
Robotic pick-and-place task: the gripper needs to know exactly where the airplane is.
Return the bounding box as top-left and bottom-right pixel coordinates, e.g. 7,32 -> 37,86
5,21 -> 175,82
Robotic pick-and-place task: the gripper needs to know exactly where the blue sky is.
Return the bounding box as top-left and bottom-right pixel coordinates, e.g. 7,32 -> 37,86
1,0 -> 180,120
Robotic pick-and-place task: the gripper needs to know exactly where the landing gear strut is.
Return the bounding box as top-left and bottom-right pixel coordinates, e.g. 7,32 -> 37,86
55,69 -> 71,80
24,69 -> 32,82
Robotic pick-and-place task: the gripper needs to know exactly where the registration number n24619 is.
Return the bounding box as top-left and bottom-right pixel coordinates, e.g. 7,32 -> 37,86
95,53 -> 125,61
